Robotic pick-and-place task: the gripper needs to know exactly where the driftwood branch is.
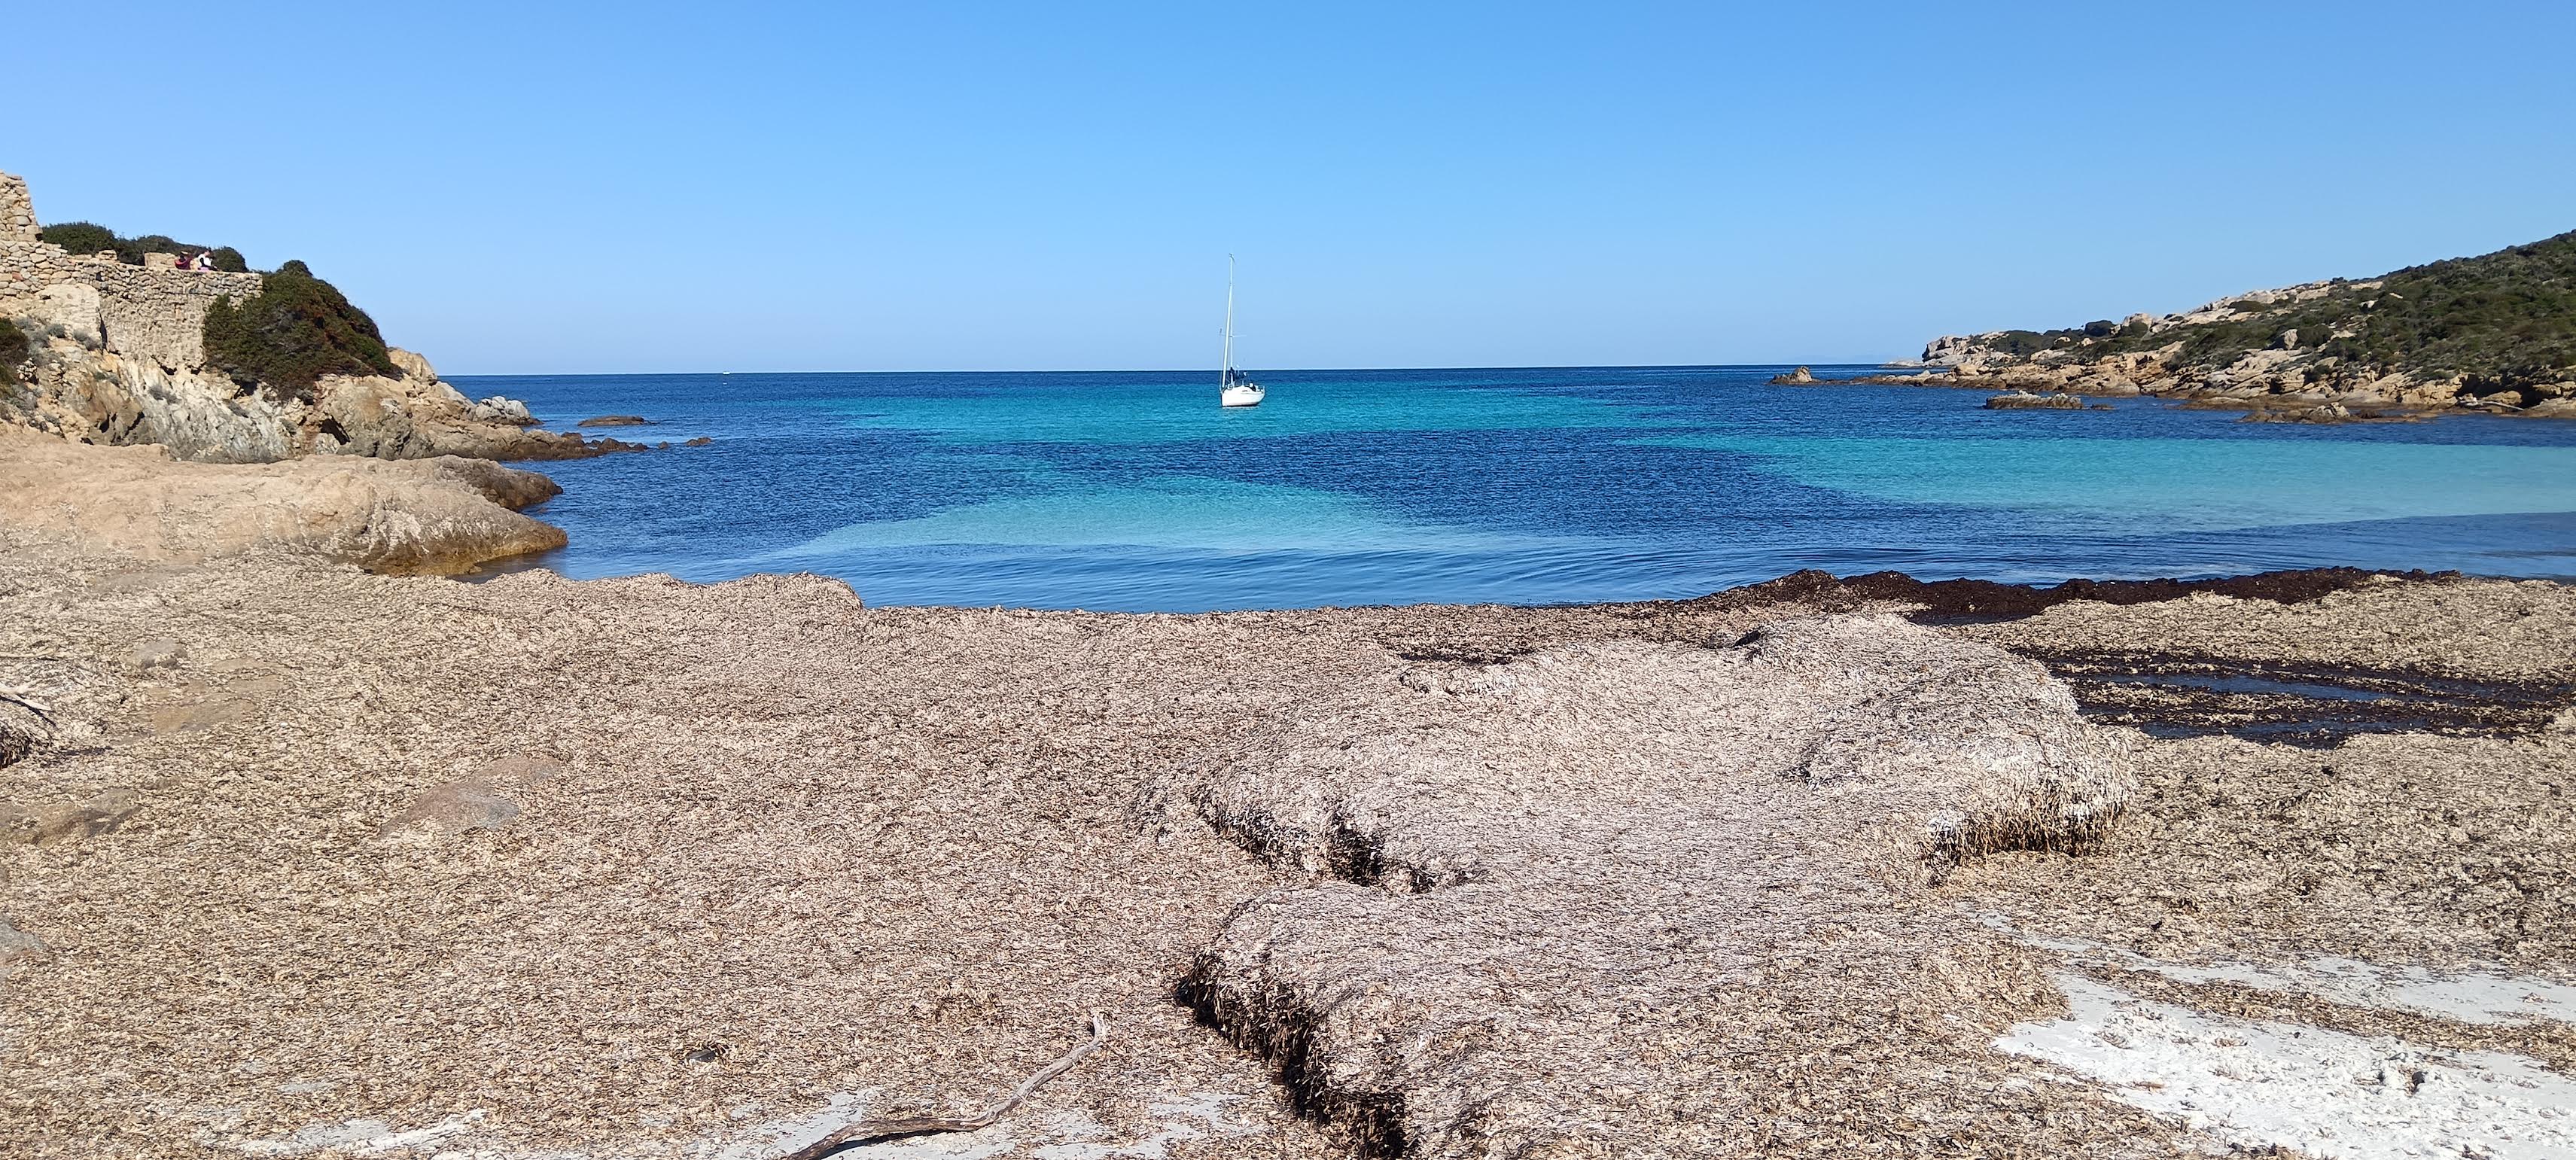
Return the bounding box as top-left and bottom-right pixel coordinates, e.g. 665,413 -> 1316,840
780,1009 -> 1110,1160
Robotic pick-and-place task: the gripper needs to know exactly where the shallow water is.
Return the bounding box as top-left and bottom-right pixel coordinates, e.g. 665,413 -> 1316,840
458,366 -> 2576,611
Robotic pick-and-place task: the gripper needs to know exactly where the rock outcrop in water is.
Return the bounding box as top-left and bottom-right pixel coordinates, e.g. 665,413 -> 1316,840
1982,389 -> 2087,410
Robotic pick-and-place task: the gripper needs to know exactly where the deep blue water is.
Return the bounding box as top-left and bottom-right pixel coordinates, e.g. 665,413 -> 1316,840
454,366 -> 2576,611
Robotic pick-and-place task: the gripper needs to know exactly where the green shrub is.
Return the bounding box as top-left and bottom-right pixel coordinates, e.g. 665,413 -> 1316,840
36,220 -> 245,267
38,221 -> 117,255
1982,330 -> 2054,357
0,321 -> 29,388
202,260 -> 399,400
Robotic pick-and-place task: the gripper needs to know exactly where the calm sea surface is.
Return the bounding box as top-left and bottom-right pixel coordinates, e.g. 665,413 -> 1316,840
455,367 -> 2576,611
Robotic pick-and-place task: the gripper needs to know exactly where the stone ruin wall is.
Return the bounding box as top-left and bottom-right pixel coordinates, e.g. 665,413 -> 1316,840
1,241 -> 263,370
0,171 -> 261,370
0,173 -> 34,242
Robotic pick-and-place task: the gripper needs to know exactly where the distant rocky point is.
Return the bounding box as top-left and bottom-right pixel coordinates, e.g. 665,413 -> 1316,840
576,415 -> 651,427
1914,229 -> 2576,421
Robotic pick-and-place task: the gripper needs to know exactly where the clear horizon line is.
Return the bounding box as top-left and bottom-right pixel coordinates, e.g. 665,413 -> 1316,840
443,358 -> 1917,379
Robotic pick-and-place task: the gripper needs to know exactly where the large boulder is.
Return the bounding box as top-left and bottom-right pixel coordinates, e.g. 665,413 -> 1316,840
307,372 -> 636,461
0,431 -> 566,574
385,346 -> 438,383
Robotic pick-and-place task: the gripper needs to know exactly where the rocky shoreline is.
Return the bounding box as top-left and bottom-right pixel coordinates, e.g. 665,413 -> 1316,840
1764,228 -> 2576,423
2,451 -> 2570,1157
1886,233 -> 2576,423
1778,361 -> 2524,424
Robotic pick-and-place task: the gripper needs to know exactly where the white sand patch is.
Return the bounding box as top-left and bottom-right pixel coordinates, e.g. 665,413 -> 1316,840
700,1090 -> 1014,1159
239,1110 -> 483,1155
2002,973 -> 2576,1159
1980,913 -> 2576,1027
699,1090 -> 1251,1160
1031,1092 -> 1253,1159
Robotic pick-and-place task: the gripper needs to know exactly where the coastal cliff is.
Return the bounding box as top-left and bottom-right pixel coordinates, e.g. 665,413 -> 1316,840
1915,230 -> 2576,421
0,170 -> 632,463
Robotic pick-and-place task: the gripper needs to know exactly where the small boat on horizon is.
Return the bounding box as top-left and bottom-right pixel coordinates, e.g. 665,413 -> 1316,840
1219,254 -> 1265,408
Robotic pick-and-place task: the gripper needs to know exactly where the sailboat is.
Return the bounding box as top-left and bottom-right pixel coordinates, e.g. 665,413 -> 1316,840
1219,255 -> 1265,408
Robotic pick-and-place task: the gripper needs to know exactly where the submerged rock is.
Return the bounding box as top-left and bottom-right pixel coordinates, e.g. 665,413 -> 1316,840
1984,390 -> 2087,410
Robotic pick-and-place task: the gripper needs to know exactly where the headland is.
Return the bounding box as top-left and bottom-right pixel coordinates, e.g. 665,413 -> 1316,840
1787,228 -> 2576,423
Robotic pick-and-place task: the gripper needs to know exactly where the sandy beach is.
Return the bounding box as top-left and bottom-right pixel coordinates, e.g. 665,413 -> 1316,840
3,445 -> 2570,1157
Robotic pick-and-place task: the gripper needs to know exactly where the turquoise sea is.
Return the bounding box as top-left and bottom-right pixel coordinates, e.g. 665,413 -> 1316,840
456,367 -> 2576,611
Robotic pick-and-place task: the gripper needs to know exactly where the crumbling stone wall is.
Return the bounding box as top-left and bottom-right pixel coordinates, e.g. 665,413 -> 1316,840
0,171 -> 262,370
0,173 -> 33,242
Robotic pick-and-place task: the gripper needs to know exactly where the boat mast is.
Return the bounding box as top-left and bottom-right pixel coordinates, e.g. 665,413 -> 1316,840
1222,254 -> 1236,385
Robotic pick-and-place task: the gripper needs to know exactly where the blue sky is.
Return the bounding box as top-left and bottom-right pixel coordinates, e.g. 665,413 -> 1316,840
14,2 -> 2572,373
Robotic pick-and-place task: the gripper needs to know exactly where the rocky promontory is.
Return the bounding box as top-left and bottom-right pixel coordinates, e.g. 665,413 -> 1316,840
1910,229 -> 2576,420
0,170 -> 635,463
0,169 -> 640,573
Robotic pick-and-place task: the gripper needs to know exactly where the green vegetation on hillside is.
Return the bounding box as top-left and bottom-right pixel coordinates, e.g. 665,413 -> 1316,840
2009,230 -> 2576,399
38,221 -> 247,272
202,260 -> 399,400
0,320 -> 29,388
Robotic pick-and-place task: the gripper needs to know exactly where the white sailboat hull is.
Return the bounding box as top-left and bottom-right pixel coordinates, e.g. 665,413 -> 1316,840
1217,257 -> 1266,407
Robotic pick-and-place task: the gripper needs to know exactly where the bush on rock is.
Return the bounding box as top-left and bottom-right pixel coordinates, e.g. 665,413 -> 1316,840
203,260 -> 400,400
0,320 -> 29,387
36,221 -> 117,256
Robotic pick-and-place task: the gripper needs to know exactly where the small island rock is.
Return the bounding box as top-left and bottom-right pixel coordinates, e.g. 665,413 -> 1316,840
1983,391 -> 2087,410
